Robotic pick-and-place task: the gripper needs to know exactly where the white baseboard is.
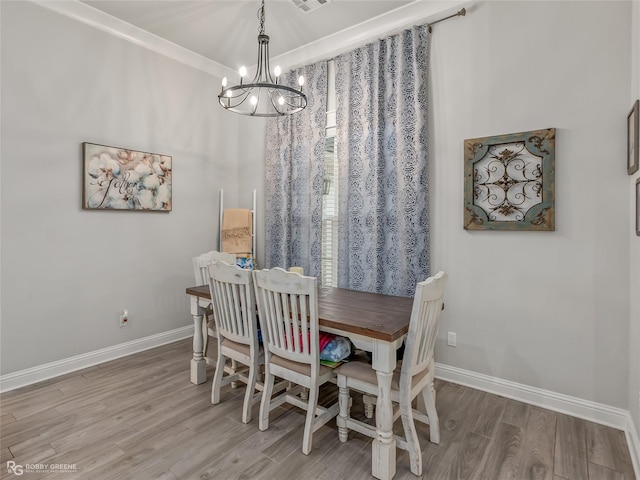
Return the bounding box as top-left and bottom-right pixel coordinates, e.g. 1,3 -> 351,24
435,362 -> 639,479
0,326 -> 193,393
435,362 -> 629,429
626,412 -> 640,480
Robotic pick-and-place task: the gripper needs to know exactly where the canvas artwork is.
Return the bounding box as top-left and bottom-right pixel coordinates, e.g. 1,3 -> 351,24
464,128 -> 555,231
83,142 -> 172,211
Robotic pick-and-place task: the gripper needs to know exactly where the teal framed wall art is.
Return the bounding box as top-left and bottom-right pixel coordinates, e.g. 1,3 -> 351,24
464,128 -> 555,231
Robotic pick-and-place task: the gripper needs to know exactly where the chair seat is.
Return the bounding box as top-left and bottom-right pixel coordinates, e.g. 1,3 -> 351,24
336,360 -> 428,392
270,354 -> 333,378
221,339 -> 262,357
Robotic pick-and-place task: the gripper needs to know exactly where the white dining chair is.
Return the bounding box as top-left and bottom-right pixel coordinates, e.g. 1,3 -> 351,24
287,266 -> 308,400
335,271 -> 448,476
253,267 -> 339,455
192,250 -> 236,359
208,261 -> 262,423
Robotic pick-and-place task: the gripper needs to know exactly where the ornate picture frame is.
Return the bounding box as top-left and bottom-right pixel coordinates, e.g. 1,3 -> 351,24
83,142 -> 172,211
628,99 -> 639,175
464,128 -> 555,231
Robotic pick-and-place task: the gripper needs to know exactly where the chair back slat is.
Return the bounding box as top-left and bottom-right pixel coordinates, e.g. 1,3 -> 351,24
193,250 -> 236,286
401,271 -> 448,386
253,268 -> 318,366
208,261 -> 257,347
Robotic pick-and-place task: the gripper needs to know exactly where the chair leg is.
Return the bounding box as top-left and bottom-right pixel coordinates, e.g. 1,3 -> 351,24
422,381 -> 440,444
242,363 -> 259,424
259,368 -> 275,432
416,389 -> 427,415
231,359 -> 238,388
302,385 -> 318,455
211,350 -> 226,404
202,317 -> 209,357
337,377 -> 350,443
399,395 -> 422,477
300,388 -> 309,400
363,394 -> 375,419
302,386 -> 319,455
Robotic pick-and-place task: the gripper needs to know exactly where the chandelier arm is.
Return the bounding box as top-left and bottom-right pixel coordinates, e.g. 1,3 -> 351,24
251,87 -> 261,115
266,88 -> 284,115
219,87 -> 252,109
252,35 -> 273,84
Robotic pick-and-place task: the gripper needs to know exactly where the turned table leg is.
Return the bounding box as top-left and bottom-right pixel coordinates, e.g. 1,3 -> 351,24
190,296 -> 207,385
371,340 -> 397,480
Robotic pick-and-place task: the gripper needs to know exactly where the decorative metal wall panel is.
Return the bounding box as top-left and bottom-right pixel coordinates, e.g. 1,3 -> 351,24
464,128 -> 555,231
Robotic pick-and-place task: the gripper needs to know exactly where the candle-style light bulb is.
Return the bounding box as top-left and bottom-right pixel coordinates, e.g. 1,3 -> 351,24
221,77 -> 227,88
278,96 -> 285,106
250,95 -> 258,105
274,66 -> 281,78
239,66 -> 247,78
298,76 -> 305,87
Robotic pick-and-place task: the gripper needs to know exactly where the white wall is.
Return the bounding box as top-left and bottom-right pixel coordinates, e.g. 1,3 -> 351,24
429,1 -> 631,408
629,0 -> 640,442
236,117 -> 267,268
0,1 -> 243,374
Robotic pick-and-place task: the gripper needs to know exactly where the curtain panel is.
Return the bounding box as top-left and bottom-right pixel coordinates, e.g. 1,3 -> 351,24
335,25 -> 430,297
264,61 -> 328,277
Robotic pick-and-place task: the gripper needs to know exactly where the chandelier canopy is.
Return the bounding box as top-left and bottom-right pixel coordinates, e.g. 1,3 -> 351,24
218,0 -> 307,117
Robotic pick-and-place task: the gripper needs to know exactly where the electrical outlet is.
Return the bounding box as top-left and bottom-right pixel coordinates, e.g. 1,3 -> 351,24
119,310 -> 129,327
447,331 -> 456,347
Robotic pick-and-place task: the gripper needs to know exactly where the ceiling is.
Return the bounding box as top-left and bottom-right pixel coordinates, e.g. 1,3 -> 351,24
80,0 -> 414,70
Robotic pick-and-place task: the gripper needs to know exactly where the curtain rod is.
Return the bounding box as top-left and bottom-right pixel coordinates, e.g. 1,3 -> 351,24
428,8 -> 466,33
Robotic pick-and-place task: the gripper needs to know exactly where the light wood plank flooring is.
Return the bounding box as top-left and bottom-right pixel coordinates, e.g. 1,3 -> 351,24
0,339 -> 636,479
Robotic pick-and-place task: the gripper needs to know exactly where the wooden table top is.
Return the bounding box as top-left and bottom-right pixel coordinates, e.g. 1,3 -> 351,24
186,284 -> 413,342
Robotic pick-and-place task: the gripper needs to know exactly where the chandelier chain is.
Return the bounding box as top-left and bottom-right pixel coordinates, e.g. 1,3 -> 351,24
259,0 -> 266,36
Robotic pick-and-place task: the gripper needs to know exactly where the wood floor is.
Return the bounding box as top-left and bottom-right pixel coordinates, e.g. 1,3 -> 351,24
0,338 -> 636,480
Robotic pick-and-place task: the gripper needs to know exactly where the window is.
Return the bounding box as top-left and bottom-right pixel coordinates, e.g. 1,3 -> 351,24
321,60 -> 338,286
321,134 -> 338,286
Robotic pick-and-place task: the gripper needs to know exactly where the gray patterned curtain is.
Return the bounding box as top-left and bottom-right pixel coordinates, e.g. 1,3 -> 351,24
264,61 -> 328,277
335,25 -> 430,297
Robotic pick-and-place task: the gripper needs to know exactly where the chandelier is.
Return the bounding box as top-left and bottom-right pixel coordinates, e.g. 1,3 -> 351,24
218,0 -> 307,117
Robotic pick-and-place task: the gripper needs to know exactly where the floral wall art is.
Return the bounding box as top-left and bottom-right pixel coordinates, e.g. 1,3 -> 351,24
83,142 -> 172,211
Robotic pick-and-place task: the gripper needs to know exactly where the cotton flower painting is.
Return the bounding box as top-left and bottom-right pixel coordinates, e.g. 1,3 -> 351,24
83,142 -> 172,211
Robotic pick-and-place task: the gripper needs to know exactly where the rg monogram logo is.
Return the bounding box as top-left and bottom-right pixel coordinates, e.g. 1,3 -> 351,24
6,461 -> 23,475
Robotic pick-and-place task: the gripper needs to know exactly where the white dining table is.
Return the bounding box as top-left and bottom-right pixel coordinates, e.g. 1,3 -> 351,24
185,284 -> 413,480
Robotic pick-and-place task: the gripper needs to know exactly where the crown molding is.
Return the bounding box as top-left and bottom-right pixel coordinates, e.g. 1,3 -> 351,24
273,0 -> 470,70
30,0 -> 469,78
30,0 -> 236,78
